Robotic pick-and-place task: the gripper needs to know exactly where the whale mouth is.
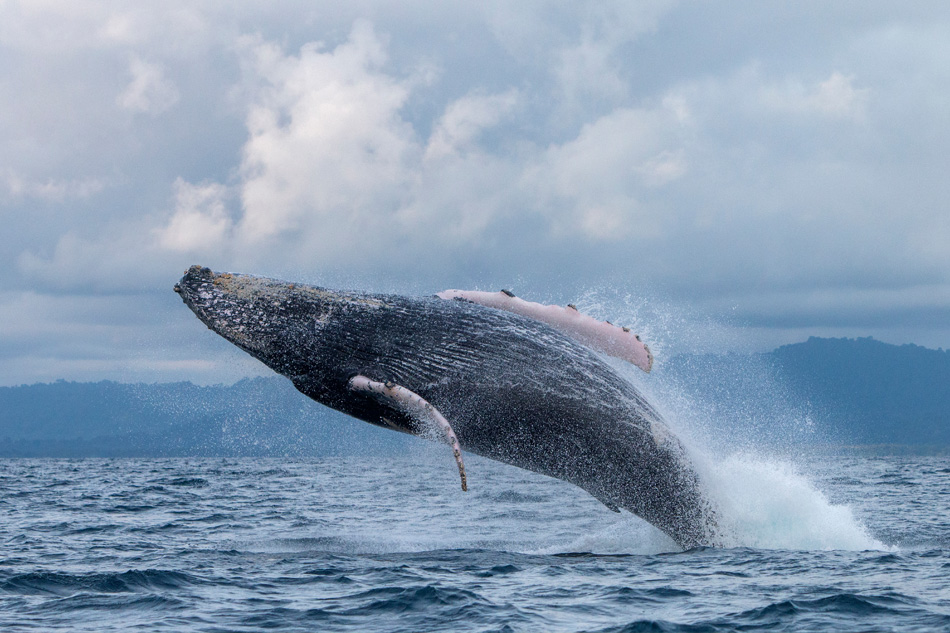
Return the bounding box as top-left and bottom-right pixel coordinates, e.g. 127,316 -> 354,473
175,265 -> 223,330
174,264 -> 270,355
174,265 -> 354,363
175,264 -> 214,295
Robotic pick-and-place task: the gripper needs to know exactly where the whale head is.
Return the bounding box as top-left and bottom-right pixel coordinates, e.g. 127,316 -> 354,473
174,265 -> 373,381
174,264 -> 451,432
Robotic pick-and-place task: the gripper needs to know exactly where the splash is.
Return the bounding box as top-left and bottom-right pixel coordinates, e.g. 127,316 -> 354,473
696,452 -> 886,551
577,288 -> 888,552
529,449 -> 888,554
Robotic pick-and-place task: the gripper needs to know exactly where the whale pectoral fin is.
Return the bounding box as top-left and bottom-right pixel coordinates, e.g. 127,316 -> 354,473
348,375 -> 468,492
436,289 -> 653,372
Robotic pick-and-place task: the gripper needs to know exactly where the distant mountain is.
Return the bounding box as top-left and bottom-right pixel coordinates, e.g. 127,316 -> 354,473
2,337 -> 948,457
0,377 -> 412,457
768,337 -> 950,446
662,337 -> 950,449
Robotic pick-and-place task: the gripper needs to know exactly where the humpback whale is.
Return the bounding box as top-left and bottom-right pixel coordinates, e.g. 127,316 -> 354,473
175,265 -> 720,548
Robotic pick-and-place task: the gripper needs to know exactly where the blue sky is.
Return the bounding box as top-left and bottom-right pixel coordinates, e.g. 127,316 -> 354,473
2,1 -> 949,385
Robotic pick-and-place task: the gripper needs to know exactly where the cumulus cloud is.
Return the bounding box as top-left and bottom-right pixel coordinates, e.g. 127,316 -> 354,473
424,90 -> 519,161
158,179 -> 232,252
157,20 -> 686,261
234,22 -> 417,249
162,25 -> 521,261
524,101 -> 691,240
4,2 -> 950,384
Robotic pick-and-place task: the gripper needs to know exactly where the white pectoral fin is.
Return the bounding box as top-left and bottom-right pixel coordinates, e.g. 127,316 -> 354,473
437,289 -> 653,372
348,375 -> 468,492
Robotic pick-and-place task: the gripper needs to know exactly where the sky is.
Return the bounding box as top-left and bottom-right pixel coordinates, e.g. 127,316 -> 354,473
2,1 -> 949,386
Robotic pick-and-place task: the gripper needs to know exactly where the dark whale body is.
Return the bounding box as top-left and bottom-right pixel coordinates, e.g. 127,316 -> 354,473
176,265 -> 719,548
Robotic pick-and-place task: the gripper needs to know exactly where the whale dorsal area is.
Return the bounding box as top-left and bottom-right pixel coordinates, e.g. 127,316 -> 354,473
348,375 -> 468,491
436,289 -> 653,372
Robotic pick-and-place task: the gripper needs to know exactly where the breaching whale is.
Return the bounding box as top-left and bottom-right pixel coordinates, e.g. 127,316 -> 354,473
175,265 -> 720,548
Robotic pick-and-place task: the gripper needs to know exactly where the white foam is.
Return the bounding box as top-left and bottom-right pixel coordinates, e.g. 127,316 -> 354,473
696,451 -> 889,551
583,290 -> 891,553
529,515 -> 680,556
524,450 -> 890,555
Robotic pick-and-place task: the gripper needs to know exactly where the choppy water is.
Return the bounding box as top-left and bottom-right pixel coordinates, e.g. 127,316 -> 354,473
2,451 -> 949,632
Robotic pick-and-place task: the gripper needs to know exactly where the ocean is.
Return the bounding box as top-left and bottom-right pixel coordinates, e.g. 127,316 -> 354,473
1,450 -> 948,632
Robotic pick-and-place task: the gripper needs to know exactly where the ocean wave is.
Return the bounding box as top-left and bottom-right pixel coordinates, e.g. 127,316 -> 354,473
1,456 -> 947,632
0,569 -> 200,596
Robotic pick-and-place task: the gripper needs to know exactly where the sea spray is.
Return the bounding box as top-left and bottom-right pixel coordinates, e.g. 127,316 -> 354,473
527,449 -> 886,554
694,451 -> 886,550
582,289 -> 885,551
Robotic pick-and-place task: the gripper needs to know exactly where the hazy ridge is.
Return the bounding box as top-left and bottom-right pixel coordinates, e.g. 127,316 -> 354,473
2,337 -> 948,457
0,377 -> 410,457
663,337 -> 950,450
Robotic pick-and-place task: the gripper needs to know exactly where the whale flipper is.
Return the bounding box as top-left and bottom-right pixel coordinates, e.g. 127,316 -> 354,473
348,375 -> 468,492
436,289 -> 653,372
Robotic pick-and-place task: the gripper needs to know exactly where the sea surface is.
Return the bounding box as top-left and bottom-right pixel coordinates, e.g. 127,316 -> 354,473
1,451 -> 948,632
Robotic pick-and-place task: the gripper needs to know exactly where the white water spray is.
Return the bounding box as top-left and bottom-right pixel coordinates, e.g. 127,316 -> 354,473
578,289 -> 887,552
695,452 -> 885,550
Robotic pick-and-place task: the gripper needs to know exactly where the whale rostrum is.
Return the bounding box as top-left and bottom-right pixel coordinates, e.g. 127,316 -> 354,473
175,265 -> 720,549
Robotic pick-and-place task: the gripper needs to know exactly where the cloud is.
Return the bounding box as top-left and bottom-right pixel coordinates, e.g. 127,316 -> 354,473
4,2 -> 950,385
524,100 -> 691,240
555,36 -> 628,113
3,172 -> 106,201
0,2 -> 209,55
117,56 -> 180,114
424,90 -> 519,161
17,231 -> 151,293
0,290 -> 270,386
760,71 -> 868,120
160,23 -> 525,263
155,20 -> 689,264
158,178 -> 232,252
235,22 -> 417,248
